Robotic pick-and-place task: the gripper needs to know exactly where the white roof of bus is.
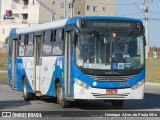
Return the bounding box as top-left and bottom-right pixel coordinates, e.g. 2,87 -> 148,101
16,19 -> 68,35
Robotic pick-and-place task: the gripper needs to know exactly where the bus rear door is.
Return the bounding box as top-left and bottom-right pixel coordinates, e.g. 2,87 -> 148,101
11,37 -> 18,89
34,33 -> 43,96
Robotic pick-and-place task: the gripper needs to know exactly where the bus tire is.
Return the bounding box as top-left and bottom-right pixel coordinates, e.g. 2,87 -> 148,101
112,100 -> 124,108
56,83 -> 71,108
22,77 -> 34,101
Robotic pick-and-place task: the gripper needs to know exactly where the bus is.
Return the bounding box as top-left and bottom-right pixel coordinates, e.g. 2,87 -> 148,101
8,16 -> 146,108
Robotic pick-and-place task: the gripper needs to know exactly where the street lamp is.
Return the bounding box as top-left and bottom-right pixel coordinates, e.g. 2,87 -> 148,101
36,0 -> 55,22
71,0 -> 75,17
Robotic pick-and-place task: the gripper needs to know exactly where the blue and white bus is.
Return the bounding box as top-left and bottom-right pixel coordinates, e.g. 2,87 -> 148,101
8,16 -> 146,108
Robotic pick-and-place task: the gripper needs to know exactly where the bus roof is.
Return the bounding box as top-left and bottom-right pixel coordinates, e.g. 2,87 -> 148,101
65,16 -> 142,25
10,16 -> 142,36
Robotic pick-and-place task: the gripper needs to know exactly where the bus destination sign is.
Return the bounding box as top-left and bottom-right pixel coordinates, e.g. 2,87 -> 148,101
80,20 -> 141,30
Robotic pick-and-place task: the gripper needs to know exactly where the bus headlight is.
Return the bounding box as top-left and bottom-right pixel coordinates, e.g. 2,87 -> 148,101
131,80 -> 144,90
74,78 -> 91,90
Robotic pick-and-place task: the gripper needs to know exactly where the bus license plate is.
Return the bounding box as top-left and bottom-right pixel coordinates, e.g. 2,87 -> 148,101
106,89 -> 118,94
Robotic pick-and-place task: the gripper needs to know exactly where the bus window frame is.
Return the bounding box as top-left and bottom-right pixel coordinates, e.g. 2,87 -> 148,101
25,33 -> 34,57
52,28 -> 64,56
42,30 -> 53,56
18,34 -> 25,57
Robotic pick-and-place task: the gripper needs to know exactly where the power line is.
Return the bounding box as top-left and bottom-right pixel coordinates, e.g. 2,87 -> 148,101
122,12 -> 144,16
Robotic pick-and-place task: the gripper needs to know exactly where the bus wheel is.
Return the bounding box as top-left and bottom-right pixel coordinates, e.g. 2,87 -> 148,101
112,100 -> 124,108
22,77 -> 34,101
56,83 -> 71,108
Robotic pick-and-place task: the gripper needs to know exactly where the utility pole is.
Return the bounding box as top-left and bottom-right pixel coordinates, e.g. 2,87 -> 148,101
145,0 -> 149,58
64,0 -> 66,19
36,0 -> 55,22
141,0 -> 149,58
71,0 -> 75,17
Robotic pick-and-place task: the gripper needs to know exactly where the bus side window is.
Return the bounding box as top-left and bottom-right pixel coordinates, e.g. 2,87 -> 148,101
42,30 -> 52,56
52,29 -> 64,56
25,34 -> 29,45
51,30 -> 56,42
25,33 -> 34,57
19,35 -> 25,56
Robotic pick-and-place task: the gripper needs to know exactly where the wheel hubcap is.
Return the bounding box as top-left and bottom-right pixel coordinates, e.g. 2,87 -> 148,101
23,82 -> 27,97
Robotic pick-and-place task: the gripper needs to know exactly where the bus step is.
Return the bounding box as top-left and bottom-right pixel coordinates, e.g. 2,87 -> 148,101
35,92 -> 41,97
65,97 -> 74,101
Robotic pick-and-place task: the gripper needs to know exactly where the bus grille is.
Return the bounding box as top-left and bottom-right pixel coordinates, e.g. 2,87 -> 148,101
91,93 -> 130,98
87,74 -> 135,82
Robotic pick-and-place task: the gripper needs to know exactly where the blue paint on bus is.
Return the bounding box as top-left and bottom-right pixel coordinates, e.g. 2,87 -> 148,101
65,16 -> 142,25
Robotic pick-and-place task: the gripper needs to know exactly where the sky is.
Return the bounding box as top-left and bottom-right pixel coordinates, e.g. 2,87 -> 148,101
117,0 -> 160,47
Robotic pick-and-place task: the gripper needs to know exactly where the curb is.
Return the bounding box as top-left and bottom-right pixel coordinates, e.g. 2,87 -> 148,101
0,71 -> 7,74
145,82 -> 160,86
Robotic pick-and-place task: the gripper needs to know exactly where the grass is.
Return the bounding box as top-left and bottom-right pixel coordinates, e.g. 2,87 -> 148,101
146,58 -> 160,83
0,51 -> 8,85
0,53 -> 8,71
0,74 -> 8,85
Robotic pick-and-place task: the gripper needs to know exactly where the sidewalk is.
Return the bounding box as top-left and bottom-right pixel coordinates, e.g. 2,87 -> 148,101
0,70 -> 7,74
145,82 -> 160,86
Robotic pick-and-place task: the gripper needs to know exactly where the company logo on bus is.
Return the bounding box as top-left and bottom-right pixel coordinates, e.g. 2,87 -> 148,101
118,82 -> 130,87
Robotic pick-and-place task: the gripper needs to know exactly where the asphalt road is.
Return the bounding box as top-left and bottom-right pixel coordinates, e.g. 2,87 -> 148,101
0,83 -> 160,120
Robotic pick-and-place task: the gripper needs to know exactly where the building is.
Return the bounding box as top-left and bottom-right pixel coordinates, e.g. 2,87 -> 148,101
53,0 -> 116,20
0,0 -> 116,46
0,0 -> 44,46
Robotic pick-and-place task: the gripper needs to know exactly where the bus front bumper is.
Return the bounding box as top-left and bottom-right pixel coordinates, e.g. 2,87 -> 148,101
74,83 -> 144,100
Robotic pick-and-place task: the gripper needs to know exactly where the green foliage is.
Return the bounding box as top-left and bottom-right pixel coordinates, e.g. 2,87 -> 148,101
5,36 -> 9,44
0,52 -> 8,70
146,58 -> 160,83
0,74 -> 8,85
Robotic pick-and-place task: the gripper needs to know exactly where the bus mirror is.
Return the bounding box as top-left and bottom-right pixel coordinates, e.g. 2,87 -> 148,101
144,35 -> 146,46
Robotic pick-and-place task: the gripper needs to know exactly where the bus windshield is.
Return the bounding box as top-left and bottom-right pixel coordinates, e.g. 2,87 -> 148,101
75,32 -> 145,70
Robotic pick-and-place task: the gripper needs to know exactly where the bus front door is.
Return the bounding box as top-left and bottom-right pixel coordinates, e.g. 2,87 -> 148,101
64,31 -> 73,98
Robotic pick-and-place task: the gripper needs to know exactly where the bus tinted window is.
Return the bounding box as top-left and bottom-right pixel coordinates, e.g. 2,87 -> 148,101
19,46 -> 25,56
52,42 -> 63,55
25,34 -> 29,45
20,35 -> 25,45
43,44 -> 52,56
44,30 -> 51,43
52,29 -> 64,56
56,29 -> 63,41
25,45 -> 34,56
43,30 -> 52,56
28,33 -> 34,44
19,35 -> 25,56
51,30 -> 56,42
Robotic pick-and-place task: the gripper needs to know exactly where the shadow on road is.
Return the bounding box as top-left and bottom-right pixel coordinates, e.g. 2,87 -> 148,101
71,92 -> 160,110
40,96 -> 57,103
0,100 -> 31,110
0,91 -> 160,110
34,92 -> 160,110
123,92 -> 160,110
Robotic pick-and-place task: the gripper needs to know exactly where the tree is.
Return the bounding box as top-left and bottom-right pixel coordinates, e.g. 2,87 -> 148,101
5,36 -> 9,45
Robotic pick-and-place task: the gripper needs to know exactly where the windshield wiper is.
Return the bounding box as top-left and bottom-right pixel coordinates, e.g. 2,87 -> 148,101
128,30 -> 133,37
